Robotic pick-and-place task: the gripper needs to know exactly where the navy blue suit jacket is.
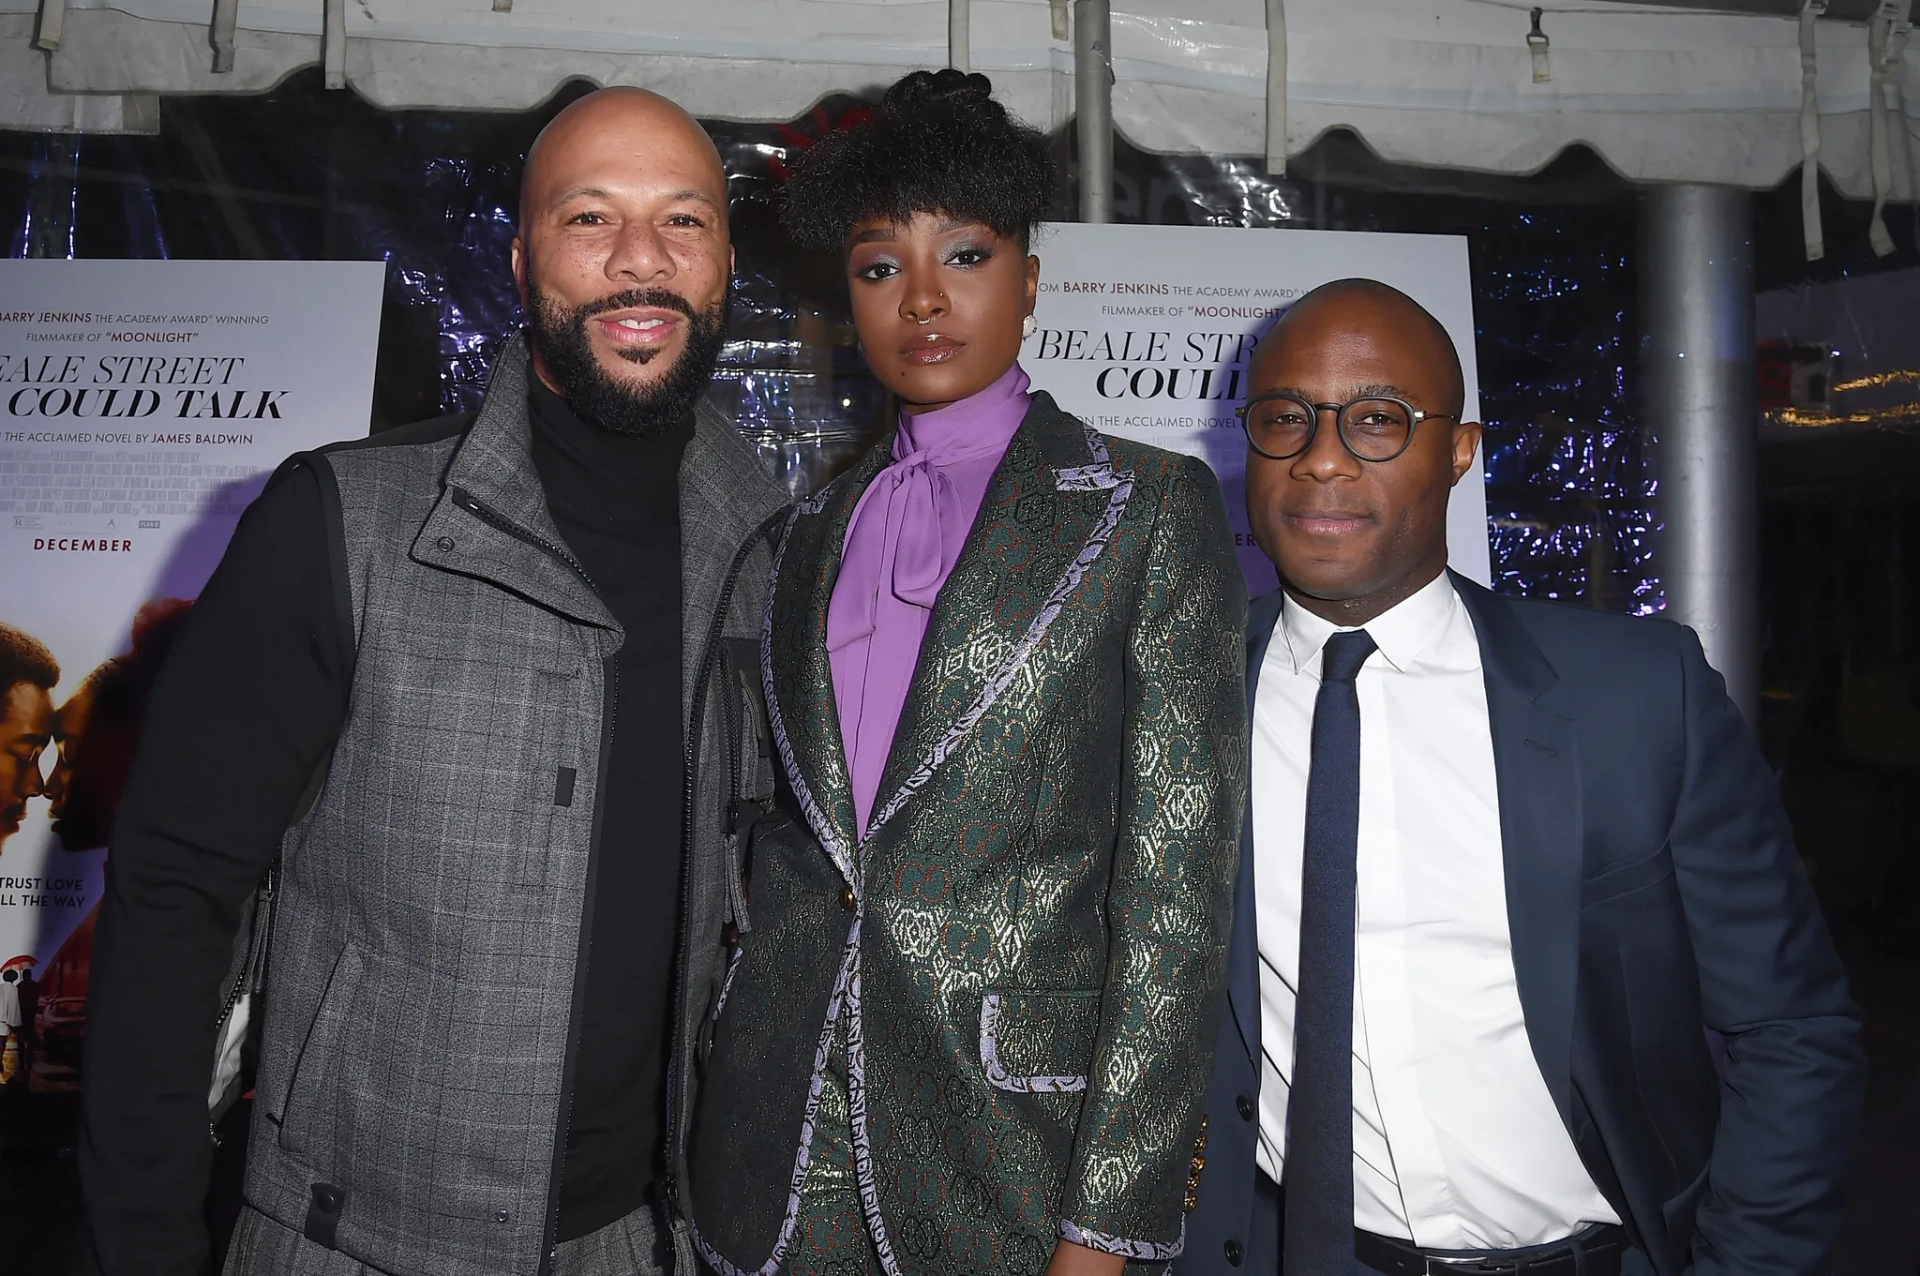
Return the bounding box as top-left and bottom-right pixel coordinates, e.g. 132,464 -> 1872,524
1184,575 -> 1864,1276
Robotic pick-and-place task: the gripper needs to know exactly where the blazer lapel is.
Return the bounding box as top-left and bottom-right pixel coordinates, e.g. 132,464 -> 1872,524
1452,571 -> 1582,1129
763,445 -> 891,885
1229,589 -> 1288,1066
866,394 -> 1133,841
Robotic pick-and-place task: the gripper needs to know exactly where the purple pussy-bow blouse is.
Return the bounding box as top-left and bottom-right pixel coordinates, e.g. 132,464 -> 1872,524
826,362 -> 1032,839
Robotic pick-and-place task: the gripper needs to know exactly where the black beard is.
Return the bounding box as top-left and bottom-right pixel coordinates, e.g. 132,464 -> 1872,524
524,279 -> 728,437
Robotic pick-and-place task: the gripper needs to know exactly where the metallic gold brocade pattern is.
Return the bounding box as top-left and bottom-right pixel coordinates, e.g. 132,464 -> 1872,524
788,1027 -> 883,1276
688,394 -> 1248,1276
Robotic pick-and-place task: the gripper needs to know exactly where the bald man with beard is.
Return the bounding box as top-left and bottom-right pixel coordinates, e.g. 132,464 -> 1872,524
82,89 -> 788,1276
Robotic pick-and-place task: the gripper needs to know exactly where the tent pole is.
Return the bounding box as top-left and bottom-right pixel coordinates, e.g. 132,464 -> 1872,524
324,0 -> 346,89
212,0 -> 240,72
950,0 -> 970,72
1641,183 -> 1760,726
1265,0 -> 1288,175
1074,0 -> 1112,223
32,0 -> 65,51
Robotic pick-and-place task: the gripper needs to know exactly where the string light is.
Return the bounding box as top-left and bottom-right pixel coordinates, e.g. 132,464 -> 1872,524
1764,368 -> 1920,429
1831,368 -> 1920,393
1767,402 -> 1920,429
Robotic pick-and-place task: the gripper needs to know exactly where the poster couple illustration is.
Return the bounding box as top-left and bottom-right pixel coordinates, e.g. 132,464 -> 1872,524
0,601 -> 190,1088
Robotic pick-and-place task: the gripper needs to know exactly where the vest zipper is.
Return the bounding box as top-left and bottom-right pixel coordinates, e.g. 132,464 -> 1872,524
451,486 -> 594,587
447,486 -> 608,1276
659,507 -> 785,1232
456,483 -> 783,1259
541,655 -> 615,1275
208,859 -> 278,1145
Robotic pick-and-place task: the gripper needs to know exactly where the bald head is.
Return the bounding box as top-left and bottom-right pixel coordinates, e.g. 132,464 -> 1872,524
521,87 -> 725,233
1257,278 -> 1464,420
511,86 -> 733,435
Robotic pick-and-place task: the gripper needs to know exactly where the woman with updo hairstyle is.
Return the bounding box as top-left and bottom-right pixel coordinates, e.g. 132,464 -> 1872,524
685,70 -> 1247,1276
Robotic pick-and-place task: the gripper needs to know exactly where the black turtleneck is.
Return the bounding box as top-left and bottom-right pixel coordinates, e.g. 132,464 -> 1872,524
526,374 -> 690,1242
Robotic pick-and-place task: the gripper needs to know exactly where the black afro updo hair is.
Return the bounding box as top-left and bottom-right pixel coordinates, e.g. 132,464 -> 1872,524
781,69 -> 1057,252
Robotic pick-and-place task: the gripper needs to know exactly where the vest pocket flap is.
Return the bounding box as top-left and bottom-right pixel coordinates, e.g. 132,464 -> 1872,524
979,989 -> 1099,1092
274,942 -> 369,1160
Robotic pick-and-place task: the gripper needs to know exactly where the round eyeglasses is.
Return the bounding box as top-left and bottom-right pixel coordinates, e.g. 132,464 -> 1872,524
1234,393 -> 1455,463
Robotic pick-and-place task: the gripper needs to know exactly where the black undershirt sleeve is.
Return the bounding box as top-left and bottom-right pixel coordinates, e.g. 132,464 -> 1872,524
79,462 -> 352,1276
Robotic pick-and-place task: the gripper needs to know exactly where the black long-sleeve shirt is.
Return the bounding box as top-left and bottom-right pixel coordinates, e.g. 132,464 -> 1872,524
526,375 -> 688,1241
82,381 -> 689,1272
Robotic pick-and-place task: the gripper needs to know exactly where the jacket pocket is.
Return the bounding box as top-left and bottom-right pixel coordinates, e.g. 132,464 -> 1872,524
1659,1158 -> 1713,1260
1580,842 -> 1675,909
274,942 -> 368,1161
979,989 -> 1100,1092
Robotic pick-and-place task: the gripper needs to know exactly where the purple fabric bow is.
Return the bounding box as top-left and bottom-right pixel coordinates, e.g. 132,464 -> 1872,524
826,363 -> 1032,837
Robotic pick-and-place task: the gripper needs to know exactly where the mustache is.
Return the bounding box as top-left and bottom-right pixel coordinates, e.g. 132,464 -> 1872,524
573,287 -> 698,322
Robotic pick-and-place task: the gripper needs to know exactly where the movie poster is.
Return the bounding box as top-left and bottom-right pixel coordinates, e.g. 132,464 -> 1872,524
1023,224 -> 1491,591
0,259 -> 384,1090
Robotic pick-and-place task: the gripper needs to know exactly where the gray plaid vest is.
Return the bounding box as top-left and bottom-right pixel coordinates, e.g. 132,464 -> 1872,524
233,337 -> 785,1276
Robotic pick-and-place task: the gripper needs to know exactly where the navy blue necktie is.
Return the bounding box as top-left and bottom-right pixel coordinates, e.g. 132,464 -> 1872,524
1284,628 -> 1376,1274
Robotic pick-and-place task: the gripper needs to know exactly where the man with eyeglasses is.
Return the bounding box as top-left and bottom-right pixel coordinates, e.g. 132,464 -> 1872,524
1183,278 -> 1863,1276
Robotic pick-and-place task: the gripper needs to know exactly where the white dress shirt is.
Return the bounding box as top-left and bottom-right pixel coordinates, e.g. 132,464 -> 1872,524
1251,572 -> 1619,1249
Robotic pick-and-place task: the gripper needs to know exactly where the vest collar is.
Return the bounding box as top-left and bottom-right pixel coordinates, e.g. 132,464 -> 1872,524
414,332 -> 790,639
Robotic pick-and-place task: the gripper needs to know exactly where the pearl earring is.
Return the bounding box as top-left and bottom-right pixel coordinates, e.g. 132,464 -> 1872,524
1022,314 -> 1037,339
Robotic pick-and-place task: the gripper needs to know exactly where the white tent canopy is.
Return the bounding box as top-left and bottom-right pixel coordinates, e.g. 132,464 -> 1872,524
4,0 -> 1916,198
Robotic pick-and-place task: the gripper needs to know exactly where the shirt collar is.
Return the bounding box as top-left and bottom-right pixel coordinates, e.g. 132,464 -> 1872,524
893,361 -> 1031,465
1280,570 -> 1459,677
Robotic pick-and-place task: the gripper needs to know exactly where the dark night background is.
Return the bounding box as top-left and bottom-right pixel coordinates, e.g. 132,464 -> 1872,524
3,71 -> 1916,1273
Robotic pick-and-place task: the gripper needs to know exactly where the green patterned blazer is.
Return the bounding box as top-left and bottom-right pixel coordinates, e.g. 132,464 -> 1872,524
687,392 -> 1248,1275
